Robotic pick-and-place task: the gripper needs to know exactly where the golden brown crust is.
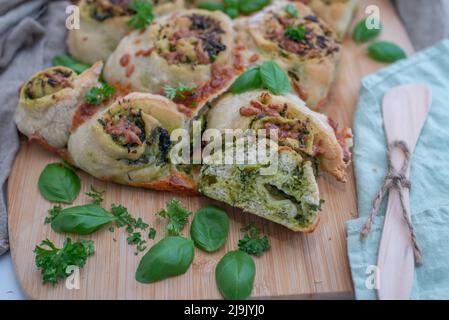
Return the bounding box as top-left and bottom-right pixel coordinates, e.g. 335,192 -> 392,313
236,1 -> 341,110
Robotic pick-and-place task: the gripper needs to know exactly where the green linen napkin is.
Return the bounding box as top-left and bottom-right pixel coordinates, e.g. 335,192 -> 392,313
347,39 -> 449,299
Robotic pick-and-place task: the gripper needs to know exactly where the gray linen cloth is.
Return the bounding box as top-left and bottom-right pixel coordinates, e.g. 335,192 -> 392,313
0,0 -> 69,255
1,0 -> 449,255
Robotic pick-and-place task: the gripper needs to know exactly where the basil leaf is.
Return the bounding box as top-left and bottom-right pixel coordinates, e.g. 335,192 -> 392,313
259,60 -> 291,95
51,204 -> 116,235
368,41 -> 406,63
52,55 -> 90,74
352,18 -> 382,43
135,236 -> 194,283
190,205 -> 229,252
215,251 -> 255,300
230,66 -> 262,94
38,163 -> 81,204
238,0 -> 270,14
198,2 -> 225,11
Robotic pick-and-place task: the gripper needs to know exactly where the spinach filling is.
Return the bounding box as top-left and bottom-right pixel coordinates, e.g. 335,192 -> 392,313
118,127 -> 171,167
199,149 -> 322,229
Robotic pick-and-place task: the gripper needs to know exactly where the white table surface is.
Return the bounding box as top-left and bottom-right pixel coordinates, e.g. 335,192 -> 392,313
0,252 -> 26,300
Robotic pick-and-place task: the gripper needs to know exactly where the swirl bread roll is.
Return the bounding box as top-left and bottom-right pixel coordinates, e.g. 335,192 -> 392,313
68,0 -> 185,64
206,90 -> 353,182
290,0 -> 358,41
15,62 -> 103,151
200,137 -> 321,232
236,1 -> 341,110
104,9 -> 243,116
68,92 -> 197,193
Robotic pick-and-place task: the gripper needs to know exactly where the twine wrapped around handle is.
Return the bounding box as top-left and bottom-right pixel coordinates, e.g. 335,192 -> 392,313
360,140 -> 422,265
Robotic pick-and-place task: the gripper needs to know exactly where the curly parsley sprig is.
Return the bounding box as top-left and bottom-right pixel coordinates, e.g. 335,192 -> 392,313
34,238 -> 95,285
128,0 -> 154,30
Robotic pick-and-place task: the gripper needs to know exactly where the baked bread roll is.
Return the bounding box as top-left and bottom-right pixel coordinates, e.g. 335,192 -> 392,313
68,92 -> 197,193
200,137 -> 321,232
293,0 -> 358,41
236,1 -> 341,109
104,9 -> 243,116
68,0 -> 185,64
206,90 -> 352,182
15,62 -> 103,150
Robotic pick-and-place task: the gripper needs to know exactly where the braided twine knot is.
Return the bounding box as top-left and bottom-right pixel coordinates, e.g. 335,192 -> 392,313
360,140 -> 422,265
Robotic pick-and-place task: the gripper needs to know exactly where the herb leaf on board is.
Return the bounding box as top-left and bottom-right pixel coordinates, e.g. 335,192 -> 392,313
368,41 -> 406,63
38,163 -> 81,204
215,251 -> 255,300
190,205 -> 229,252
135,236 -> 194,283
352,18 -> 382,43
51,204 -> 116,235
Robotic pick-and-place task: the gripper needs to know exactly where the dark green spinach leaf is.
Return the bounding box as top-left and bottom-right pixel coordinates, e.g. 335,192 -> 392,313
190,205 -> 229,252
215,251 -> 255,300
51,204 -> 116,235
38,163 -> 81,204
135,236 -> 194,283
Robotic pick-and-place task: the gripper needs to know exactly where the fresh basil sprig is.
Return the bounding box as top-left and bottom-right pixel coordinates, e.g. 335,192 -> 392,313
368,41 -> 406,63
52,55 -> 90,74
135,236 -> 194,283
190,205 -> 229,252
38,163 -> 81,204
51,204 -> 116,235
215,251 -> 256,300
231,60 -> 291,95
352,18 -> 382,43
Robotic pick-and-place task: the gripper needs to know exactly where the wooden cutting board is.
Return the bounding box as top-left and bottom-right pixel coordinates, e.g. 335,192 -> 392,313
7,0 -> 413,299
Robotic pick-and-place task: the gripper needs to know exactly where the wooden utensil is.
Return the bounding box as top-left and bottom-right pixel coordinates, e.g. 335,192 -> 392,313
378,84 -> 432,300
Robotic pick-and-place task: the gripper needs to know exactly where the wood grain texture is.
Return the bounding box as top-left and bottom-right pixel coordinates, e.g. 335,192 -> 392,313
8,0 -> 413,300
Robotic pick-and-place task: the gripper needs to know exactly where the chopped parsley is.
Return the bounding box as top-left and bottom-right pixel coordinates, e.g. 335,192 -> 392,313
84,82 -> 115,105
238,223 -> 270,257
128,0 -> 154,30
163,83 -> 196,101
111,204 -> 149,255
157,198 -> 192,236
148,227 -> 156,239
34,238 -> 95,285
285,24 -> 306,42
85,185 -> 105,205
44,205 -> 63,224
